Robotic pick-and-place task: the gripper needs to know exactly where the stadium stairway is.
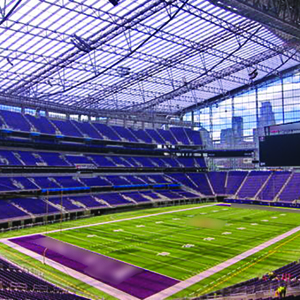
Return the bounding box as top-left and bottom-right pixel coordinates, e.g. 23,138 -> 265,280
254,172 -> 273,199
275,171 -> 295,202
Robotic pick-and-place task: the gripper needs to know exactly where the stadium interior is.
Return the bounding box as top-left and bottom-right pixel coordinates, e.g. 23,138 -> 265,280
1,0 -> 300,299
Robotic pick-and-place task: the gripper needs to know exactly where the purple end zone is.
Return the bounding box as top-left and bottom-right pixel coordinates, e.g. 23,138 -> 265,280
217,203 -> 231,206
10,235 -> 179,299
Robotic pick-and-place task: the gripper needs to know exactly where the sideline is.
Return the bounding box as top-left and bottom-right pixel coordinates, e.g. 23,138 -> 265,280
0,203 -> 218,241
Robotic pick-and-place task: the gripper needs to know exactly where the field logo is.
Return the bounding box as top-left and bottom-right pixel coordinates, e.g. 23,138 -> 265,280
182,244 -> 195,248
157,252 -> 170,256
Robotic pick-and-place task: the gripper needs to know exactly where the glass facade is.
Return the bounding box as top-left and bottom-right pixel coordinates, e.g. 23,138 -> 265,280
184,70 -> 300,149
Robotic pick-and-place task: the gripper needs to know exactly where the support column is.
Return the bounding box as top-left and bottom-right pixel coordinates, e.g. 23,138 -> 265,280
255,87 -> 259,129
209,106 -> 213,142
281,77 -> 285,124
191,111 -> 194,129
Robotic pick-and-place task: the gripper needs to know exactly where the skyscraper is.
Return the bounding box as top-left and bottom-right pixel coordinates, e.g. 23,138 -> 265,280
258,101 -> 275,135
232,116 -> 243,142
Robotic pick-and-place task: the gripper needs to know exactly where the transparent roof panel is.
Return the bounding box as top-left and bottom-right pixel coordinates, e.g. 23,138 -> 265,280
0,0 -> 298,115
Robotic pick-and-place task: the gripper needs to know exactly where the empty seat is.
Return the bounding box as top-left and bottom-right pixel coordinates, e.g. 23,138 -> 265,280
72,120 -> 103,139
25,114 -> 57,134
38,152 -> 70,167
0,110 -> 31,131
92,123 -> 121,141
112,125 -> 138,142
0,201 -> 28,219
51,119 -> 83,137
170,127 -> 190,145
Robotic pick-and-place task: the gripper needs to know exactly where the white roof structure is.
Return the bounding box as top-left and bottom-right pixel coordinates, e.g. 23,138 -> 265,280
0,0 -> 299,117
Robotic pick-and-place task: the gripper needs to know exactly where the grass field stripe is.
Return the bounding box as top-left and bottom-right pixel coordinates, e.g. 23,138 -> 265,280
199,250 -> 277,296
49,231 -> 191,278
69,222 -> 232,266
81,226 -> 221,266
2,239 -> 139,300
59,230 -> 195,276
198,232 -> 300,295
144,224 -> 300,300
0,204 -> 217,241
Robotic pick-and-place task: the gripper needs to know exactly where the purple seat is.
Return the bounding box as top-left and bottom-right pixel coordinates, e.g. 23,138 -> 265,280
279,173 -> 300,202
208,172 -> 227,194
0,110 -> 31,132
238,171 -> 270,198
72,120 -> 103,140
51,119 -> 83,138
25,114 -> 57,134
226,171 -> 248,195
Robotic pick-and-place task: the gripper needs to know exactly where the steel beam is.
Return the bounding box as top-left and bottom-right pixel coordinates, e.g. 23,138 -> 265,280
180,62 -> 300,116
208,0 -> 300,40
127,42 -> 295,112
0,0 -> 22,26
6,0 -> 181,93
74,1 -> 300,108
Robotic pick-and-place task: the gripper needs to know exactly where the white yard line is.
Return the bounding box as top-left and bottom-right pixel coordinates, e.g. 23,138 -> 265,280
145,224 -> 300,300
0,203 -> 218,241
2,239 -> 140,300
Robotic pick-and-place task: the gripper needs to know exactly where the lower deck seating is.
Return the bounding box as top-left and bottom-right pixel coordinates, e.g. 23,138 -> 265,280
279,173 -> 300,202
1,170 -> 300,223
155,190 -> 180,199
198,261 -> 300,299
207,172 -> 226,194
237,171 -> 271,198
0,257 -> 88,299
226,171 -> 248,195
0,290 -> 89,300
258,171 -> 291,200
187,173 -> 214,195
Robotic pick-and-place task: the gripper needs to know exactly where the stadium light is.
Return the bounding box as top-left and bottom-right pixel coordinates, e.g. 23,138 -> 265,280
248,68 -> 258,80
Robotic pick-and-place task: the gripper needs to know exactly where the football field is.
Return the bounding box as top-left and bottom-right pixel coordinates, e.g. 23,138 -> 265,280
3,203 -> 300,299
48,204 -> 300,280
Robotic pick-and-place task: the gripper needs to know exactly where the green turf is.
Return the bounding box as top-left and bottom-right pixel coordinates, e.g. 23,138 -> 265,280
170,228 -> 300,298
2,203 -> 300,299
48,205 -> 300,295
